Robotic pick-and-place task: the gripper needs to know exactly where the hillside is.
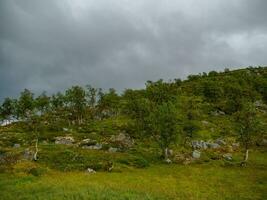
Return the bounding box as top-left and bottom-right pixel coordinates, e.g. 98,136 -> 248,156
0,66 -> 266,200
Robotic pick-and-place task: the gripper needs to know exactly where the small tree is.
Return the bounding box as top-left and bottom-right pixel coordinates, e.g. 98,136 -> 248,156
234,102 -> 260,165
148,102 -> 179,159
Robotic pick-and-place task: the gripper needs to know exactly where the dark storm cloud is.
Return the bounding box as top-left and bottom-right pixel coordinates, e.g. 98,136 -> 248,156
0,0 -> 267,100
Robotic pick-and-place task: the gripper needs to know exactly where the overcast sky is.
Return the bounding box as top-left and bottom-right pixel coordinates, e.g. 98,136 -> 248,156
0,0 -> 267,100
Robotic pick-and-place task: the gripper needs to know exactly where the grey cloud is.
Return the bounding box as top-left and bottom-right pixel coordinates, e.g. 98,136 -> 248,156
0,0 -> 267,101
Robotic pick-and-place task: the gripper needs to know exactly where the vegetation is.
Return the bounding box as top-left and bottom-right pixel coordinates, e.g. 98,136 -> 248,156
0,66 -> 266,199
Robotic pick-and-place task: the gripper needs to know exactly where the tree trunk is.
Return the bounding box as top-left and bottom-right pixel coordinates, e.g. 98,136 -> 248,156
244,149 -> 249,162
34,138 -> 38,161
241,149 -> 249,167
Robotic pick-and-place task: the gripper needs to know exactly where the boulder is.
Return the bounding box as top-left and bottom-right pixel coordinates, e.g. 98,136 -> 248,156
173,153 -> 185,163
192,140 -> 207,149
23,148 -> 34,160
108,147 -> 118,153
13,143 -> 21,148
215,139 -> 226,146
80,138 -> 97,146
207,143 -> 220,149
165,158 -> 172,164
232,142 -> 240,150
192,150 -> 201,159
223,153 -> 232,161
87,168 -> 96,174
55,136 -> 75,145
110,133 -> 134,148
83,143 -> 102,150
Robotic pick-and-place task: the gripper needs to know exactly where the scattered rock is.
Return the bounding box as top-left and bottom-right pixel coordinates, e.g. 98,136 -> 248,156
192,150 -> 201,159
192,140 -> 207,149
232,142 -> 240,150
110,133 -> 134,148
82,143 -> 102,150
108,147 -> 118,153
202,120 -> 209,125
80,138 -> 97,146
23,148 -> 34,160
207,143 -> 220,149
165,158 -> 172,164
55,136 -> 75,145
173,153 -> 185,163
13,143 -> 21,148
62,128 -> 69,132
215,139 -> 226,146
223,153 -> 232,161
87,168 -> 96,174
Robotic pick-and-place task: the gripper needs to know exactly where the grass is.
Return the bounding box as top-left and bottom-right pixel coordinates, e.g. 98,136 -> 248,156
0,150 -> 266,200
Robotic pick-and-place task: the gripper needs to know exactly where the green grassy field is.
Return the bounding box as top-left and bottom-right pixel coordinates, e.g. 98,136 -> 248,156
1,150 -> 266,200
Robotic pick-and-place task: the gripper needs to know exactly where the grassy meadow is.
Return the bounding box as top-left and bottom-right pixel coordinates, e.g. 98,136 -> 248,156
0,150 -> 266,200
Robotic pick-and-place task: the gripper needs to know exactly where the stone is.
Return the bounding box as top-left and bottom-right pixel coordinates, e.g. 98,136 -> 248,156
55,136 -> 75,145
168,149 -> 173,156
63,128 -> 69,132
207,143 -> 220,149
232,143 -> 240,150
23,148 -> 34,160
108,147 -> 118,153
223,153 -> 232,161
202,120 -> 209,125
13,143 -> 20,148
192,140 -> 207,149
215,139 -> 226,146
110,133 -> 134,148
165,158 -> 172,164
173,153 -> 185,163
87,168 -> 96,174
80,138 -> 97,146
192,150 -> 201,159
83,143 -> 102,150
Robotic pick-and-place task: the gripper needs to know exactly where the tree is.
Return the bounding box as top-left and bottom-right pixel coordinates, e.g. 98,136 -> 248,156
234,102 -> 260,165
35,91 -> 50,115
148,102 -> 179,159
0,98 -> 16,122
65,86 -> 87,125
17,89 -> 35,120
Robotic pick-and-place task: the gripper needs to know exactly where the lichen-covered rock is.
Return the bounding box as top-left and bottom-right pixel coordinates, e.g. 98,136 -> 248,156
223,153 -> 232,161
110,133 -> 134,148
82,143 -> 102,150
13,143 -> 21,148
55,136 -> 75,145
192,150 -> 201,159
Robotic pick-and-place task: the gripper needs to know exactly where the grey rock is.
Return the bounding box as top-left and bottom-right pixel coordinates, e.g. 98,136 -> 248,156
87,168 -> 96,174
63,128 -> 69,132
202,120 -> 209,125
215,139 -> 226,146
165,158 -> 172,164
13,143 -> 21,148
223,153 -> 232,161
232,143 -> 240,150
108,147 -> 118,153
23,148 -> 34,160
192,140 -> 207,149
208,143 -> 220,149
110,133 -> 134,148
80,138 -> 97,146
192,150 -> 201,159
55,136 -> 75,145
83,143 -> 102,150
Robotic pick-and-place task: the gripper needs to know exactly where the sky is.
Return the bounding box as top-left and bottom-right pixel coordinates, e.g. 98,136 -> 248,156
0,0 -> 267,100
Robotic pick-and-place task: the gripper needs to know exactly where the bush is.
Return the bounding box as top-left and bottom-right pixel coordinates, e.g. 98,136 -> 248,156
28,167 -> 47,176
